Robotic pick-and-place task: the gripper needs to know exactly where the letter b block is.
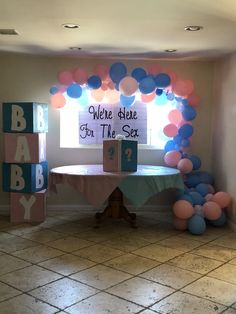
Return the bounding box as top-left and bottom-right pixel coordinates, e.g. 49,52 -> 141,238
3,102 -> 48,133
10,190 -> 46,223
2,161 -> 48,193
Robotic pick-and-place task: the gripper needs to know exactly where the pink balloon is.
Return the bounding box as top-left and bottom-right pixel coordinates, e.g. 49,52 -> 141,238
173,216 -> 187,230
173,200 -> 194,219
163,124 -> 178,137
57,70 -> 74,85
185,80 -> 194,95
212,192 -> 231,208
188,94 -> 201,107
147,64 -> 163,75
50,93 -> 66,109
106,89 -> 119,104
94,64 -> 108,80
119,76 -> 138,96
177,158 -> 193,174
101,83 -> 108,91
172,80 -> 194,97
91,88 -> 105,102
164,150 -> 182,167
107,80 -> 115,90
168,109 -> 182,125
203,201 -> 222,220
141,92 -> 156,103
205,193 -> 213,202
73,68 -> 88,85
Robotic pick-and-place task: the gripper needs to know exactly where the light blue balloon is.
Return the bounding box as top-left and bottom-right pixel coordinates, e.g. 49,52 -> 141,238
167,93 -> 175,101
78,88 -> 88,106
155,93 -> 168,106
188,214 -> 206,235
67,83 -> 82,99
120,94 -> 135,107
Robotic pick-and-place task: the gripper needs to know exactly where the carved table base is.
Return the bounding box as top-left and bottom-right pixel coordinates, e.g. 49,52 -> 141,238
95,187 -> 137,228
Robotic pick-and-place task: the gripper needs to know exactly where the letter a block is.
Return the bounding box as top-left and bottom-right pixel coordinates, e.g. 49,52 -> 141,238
10,190 -> 46,223
2,161 -> 48,193
103,139 -> 137,172
3,102 -> 48,133
4,133 -> 46,163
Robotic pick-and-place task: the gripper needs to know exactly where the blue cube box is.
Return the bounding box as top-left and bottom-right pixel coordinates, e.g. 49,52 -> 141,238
2,102 -> 48,133
2,161 -> 48,193
103,139 -> 137,172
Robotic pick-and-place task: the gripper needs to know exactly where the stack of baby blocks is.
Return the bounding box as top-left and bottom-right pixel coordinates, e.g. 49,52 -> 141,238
2,102 -> 48,223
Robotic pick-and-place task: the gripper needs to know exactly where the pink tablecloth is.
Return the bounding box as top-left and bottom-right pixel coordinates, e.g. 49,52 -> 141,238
49,164 -> 184,208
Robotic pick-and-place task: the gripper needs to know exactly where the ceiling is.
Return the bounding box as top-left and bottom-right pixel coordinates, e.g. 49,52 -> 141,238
1,0 -> 236,60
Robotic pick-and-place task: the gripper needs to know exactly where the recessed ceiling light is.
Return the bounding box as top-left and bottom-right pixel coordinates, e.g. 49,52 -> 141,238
165,49 -> 177,52
184,25 -> 203,31
69,47 -> 82,50
62,23 -> 80,29
0,29 -> 19,35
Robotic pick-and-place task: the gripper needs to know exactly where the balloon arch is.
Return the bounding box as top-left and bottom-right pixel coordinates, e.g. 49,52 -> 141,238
50,62 -> 231,235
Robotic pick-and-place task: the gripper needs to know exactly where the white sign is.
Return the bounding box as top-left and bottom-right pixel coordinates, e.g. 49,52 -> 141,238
79,101 -> 147,144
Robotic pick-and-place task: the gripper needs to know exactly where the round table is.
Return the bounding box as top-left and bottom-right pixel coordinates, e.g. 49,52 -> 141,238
49,164 -> 184,227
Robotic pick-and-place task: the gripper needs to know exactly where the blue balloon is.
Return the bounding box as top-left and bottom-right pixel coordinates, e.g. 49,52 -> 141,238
155,73 -> 171,88
188,155 -> 201,170
178,194 -> 193,205
185,174 -> 201,188
109,62 -> 127,83
131,67 -> 147,82
178,124 -> 193,138
120,94 -> 135,107
195,183 -> 209,197
210,211 -> 227,227
67,83 -> 82,99
189,191 -> 205,205
196,171 -> 214,185
156,88 -> 163,96
167,92 -> 175,101
164,140 -> 176,152
181,98 -> 189,106
181,138 -> 190,147
87,75 -> 102,89
49,86 -> 59,95
139,76 -> 156,94
182,105 -> 197,121
188,214 -> 206,235
173,135 -> 183,145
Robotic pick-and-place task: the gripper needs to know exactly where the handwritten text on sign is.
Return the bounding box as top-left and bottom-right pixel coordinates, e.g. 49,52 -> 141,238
79,101 -> 147,144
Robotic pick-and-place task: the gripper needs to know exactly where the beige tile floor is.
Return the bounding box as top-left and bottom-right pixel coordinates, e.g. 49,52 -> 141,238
0,210 -> 235,314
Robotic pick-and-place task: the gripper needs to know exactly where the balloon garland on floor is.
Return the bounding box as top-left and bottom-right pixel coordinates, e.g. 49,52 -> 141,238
49,62 -> 232,235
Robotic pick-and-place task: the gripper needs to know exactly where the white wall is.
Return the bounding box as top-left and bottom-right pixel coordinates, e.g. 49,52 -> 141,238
0,52 -> 214,208
212,54 -> 236,227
